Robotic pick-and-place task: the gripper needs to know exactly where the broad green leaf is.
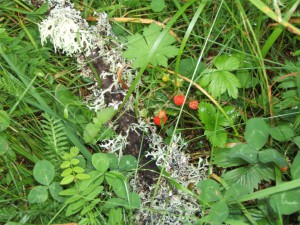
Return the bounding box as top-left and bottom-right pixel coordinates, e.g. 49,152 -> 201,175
73,166 -> 85,173
66,200 -> 85,216
198,102 -> 218,130
83,123 -> 99,144
0,110 -> 10,131
221,105 -> 240,127
78,218 -> 90,225
80,199 -> 100,216
126,192 -> 141,209
245,118 -> 269,150
60,160 -> 71,169
94,107 -> 116,126
196,179 -> 222,203
108,208 -> 124,225
103,198 -> 127,209
270,125 -> 294,142
105,171 -> 127,198
199,70 -> 241,98
293,136 -> 300,148
49,182 -> 65,202
59,187 -> 78,196
205,129 -> 227,148
92,153 -> 110,173
119,155 -> 137,171
258,148 -> 287,170
70,146 -> 79,156
33,160 -> 55,186
70,158 -> 79,165
86,186 -> 103,200
174,58 -> 205,78
237,71 -> 257,88
61,168 -> 72,177
111,178 -> 127,199
65,195 -> 82,204
230,143 -> 257,164
213,55 -> 240,71
76,173 -> 90,180
28,186 -> 48,203
224,183 -> 250,203
213,148 -> 246,168
291,151 -> 300,179
223,163 -> 274,192
150,0 -> 166,12
60,175 -> 75,185
123,23 -> 178,69
62,153 -> 71,160
78,171 -> 104,192
203,200 -> 229,224
0,136 -> 10,155
269,187 -> 300,215
107,153 -> 119,170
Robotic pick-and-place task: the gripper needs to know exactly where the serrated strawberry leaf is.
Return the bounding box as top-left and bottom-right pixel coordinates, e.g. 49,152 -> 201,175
199,54 -> 241,99
123,24 -> 178,69
213,55 -> 240,71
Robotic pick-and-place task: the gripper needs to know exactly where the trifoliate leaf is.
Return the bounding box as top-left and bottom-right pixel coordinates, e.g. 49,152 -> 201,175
213,55 -> 240,71
123,23 -> 178,69
199,55 -> 241,98
223,163 -> 274,192
199,70 -> 241,99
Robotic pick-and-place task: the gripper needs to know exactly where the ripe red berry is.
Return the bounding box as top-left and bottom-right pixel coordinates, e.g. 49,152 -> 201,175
188,100 -> 199,110
153,116 -> 167,126
173,95 -> 185,106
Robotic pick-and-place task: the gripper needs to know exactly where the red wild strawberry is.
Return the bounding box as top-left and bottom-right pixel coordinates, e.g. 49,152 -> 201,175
188,100 -> 199,110
173,95 -> 185,106
153,116 -> 167,126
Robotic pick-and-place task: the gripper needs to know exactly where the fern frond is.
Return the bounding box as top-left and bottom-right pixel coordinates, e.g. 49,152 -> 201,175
41,113 -> 69,163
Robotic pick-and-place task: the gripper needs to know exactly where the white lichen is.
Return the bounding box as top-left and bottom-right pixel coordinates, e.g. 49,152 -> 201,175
39,5 -> 97,56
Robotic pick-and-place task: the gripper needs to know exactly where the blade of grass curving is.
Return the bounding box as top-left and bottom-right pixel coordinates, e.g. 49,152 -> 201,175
17,16 -> 38,50
248,0 -> 300,35
238,178 -> 300,202
261,0 -> 300,58
173,0 -> 207,89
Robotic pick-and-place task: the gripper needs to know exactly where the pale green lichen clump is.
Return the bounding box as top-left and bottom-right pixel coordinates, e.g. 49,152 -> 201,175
39,4 -> 97,56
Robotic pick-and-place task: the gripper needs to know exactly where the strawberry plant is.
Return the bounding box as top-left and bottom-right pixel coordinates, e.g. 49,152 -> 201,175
199,55 -> 242,99
123,23 -> 179,69
198,102 -> 240,147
